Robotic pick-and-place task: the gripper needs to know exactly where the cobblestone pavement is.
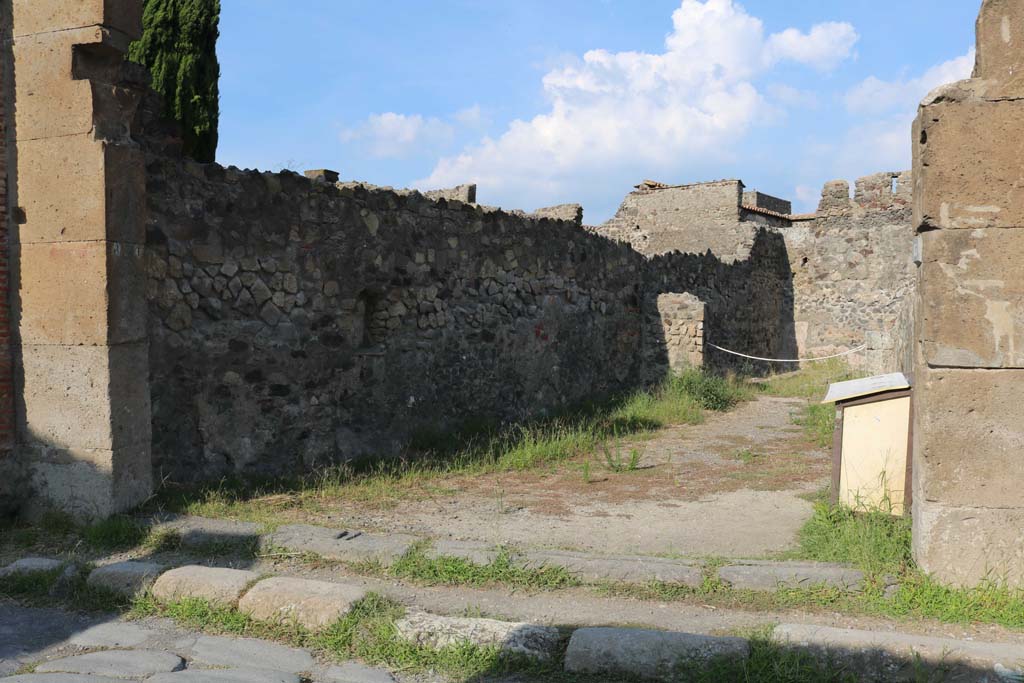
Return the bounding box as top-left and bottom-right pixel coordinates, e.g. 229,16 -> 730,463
0,602 -> 406,683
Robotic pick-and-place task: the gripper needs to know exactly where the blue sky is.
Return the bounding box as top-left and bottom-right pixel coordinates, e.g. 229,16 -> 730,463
216,0 -> 979,221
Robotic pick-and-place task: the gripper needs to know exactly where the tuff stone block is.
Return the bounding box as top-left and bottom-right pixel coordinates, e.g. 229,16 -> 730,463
564,628 -> 749,680
913,98 -> 1024,231
16,136 -> 146,244
19,342 -> 151,452
913,500 -> 1024,587
12,29 -> 100,141
919,229 -> 1024,368
238,577 -> 367,630
17,241 -> 147,345
395,612 -> 561,660
974,0 -> 1024,96
86,561 -> 164,597
151,566 -> 260,607
27,441 -> 152,519
13,0 -> 143,40
913,368 -> 1024,509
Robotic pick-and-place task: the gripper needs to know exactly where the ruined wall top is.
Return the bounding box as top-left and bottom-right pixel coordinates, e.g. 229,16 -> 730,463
974,0 -> 1024,94
816,171 -> 912,217
13,0 -> 142,39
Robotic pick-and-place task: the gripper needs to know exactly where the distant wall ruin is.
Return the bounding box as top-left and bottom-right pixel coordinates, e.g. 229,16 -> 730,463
594,173 -> 917,374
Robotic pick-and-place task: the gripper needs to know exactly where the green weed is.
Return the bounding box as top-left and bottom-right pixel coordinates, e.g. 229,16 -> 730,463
387,543 -> 580,591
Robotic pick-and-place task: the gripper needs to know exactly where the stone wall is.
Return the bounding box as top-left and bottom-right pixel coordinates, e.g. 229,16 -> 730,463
653,294 -> 705,372
911,0 -> 1024,587
141,142 -> 655,482
596,173 -> 916,374
785,172 -> 916,373
597,180 -> 757,262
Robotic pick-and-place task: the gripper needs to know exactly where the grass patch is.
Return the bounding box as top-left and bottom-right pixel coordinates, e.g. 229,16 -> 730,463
797,502 -> 913,575
156,369 -> 750,524
760,359 -> 856,401
794,403 -> 837,449
386,543 -> 580,591
83,515 -> 150,550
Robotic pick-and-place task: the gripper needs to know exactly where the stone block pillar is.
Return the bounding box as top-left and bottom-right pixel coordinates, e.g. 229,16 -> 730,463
911,0 -> 1024,585
10,0 -> 151,519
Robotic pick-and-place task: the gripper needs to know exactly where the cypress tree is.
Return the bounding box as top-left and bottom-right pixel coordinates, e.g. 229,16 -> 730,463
130,0 -> 221,163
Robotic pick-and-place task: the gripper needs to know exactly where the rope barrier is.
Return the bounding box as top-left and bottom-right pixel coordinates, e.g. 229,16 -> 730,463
706,342 -> 868,364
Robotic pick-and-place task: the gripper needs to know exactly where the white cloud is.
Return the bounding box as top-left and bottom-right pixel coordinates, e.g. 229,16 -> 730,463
844,49 -> 975,115
340,112 -> 453,159
768,83 -> 819,109
764,22 -> 859,71
833,49 -> 975,178
453,105 -> 486,128
416,0 -> 857,210
794,184 -> 820,207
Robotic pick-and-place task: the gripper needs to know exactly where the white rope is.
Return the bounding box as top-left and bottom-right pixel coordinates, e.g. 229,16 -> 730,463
707,342 -> 868,364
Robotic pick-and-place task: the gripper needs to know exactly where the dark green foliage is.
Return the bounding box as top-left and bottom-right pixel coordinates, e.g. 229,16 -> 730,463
130,0 -> 221,162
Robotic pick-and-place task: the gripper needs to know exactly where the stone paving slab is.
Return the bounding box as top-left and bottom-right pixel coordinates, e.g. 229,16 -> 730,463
151,566 -> 260,607
35,650 -> 185,678
1,676 -> 125,682
775,624 -> 1024,681
516,549 -> 704,586
563,627 -> 749,680
86,561 -> 165,597
148,669 -> 301,683
238,576 -> 366,630
321,663 -> 397,683
187,635 -> 316,673
395,611 -> 562,660
718,562 -> 865,591
68,622 -> 156,649
0,558 -> 63,577
150,515 -> 261,551
267,525 -> 416,566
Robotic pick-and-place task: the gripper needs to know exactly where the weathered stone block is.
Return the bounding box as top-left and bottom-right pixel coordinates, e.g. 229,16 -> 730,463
564,628 -> 749,680
266,525 -> 416,566
187,635 -> 315,674
717,562 -> 864,592
12,29 -> 99,141
152,566 -> 260,607
0,557 -> 64,577
86,560 -> 164,597
516,549 -> 702,586
395,612 -> 561,660
238,577 -> 366,630
913,98 -> 1024,230
914,500 -> 1024,587
20,342 -> 151,451
24,438 -> 151,519
17,241 -> 147,346
322,663 -> 396,683
918,229 -> 1024,368
17,136 -> 146,244
974,0 -> 1024,96
36,650 -> 184,678
774,624 -> 1024,681
914,368 -> 1024,508
13,0 -> 143,40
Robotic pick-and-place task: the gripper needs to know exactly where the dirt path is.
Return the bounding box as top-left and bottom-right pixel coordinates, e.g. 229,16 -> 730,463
334,396 -> 830,559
